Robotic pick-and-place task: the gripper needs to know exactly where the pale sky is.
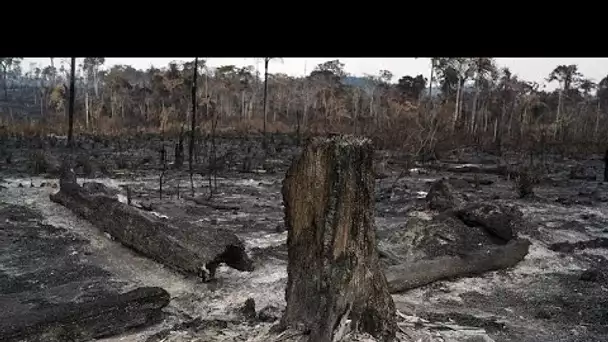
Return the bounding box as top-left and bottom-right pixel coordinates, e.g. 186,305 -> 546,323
21,58 -> 608,91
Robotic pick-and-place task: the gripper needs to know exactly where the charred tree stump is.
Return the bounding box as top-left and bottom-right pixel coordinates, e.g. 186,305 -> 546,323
279,136 -> 396,342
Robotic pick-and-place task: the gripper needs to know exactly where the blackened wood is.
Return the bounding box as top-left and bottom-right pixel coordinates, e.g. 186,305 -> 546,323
280,135 -> 396,342
50,178 -> 254,281
385,238 -> 531,294
0,287 -> 170,342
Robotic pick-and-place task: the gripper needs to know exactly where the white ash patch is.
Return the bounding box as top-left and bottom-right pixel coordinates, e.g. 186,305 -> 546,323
538,227 -> 591,244
409,168 -> 430,175
242,231 -> 287,250
578,248 -> 608,260
416,191 -> 429,199
408,210 -> 433,221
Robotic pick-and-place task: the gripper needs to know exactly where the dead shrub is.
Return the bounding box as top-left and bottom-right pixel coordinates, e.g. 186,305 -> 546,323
28,150 -> 60,175
514,166 -> 541,199
75,155 -> 96,177
115,155 -> 130,169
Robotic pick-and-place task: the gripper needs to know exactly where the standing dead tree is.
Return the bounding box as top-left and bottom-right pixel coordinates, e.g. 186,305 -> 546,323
189,57 -> 198,196
159,144 -> 167,199
279,135 -> 396,342
67,57 -> 76,147
207,97 -> 218,199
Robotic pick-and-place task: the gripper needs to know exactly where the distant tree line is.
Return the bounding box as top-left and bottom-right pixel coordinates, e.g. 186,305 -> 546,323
1,57 -> 608,155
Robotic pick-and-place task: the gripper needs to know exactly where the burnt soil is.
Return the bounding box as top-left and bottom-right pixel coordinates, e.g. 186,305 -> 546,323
1,133 -> 608,342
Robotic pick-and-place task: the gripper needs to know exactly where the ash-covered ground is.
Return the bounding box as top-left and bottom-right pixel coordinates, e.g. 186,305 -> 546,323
1,134 -> 608,342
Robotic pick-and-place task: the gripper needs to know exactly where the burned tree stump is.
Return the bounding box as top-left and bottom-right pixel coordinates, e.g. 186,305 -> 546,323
280,136 -> 396,342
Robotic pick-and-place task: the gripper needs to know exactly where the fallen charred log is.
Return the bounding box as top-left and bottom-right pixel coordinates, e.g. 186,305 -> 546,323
0,287 -> 170,342
385,238 -> 531,293
49,173 -> 253,281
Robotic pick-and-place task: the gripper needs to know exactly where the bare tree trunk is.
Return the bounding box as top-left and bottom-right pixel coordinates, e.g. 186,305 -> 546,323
241,90 -> 245,120
50,57 -> 56,86
67,57 -> 76,147
84,73 -> 90,130
507,98 -> 515,138
110,93 -> 115,118
428,58 -> 434,110
263,58 -> 269,138
189,57 -> 198,196
279,136 -> 396,342
93,67 -> 99,98
595,100 -> 601,142
555,88 -> 563,139
453,77 -> 462,132
471,87 -> 479,134
1,66 -> 7,100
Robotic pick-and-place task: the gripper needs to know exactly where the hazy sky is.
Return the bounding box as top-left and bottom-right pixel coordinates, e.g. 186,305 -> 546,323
22,58 -> 608,91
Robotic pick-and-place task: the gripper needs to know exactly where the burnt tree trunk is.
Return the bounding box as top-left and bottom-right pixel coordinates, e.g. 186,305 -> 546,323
385,238 -> 531,293
174,134 -> 184,169
50,169 -> 253,281
67,57 -> 76,147
189,57 -> 199,196
280,136 -> 396,342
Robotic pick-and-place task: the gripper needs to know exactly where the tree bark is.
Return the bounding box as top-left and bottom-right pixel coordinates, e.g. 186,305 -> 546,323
0,287 -> 170,342
189,57 -> 198,196
49,172 -> 254,281
68,57 -> 76,147
2,65 -> 7,100
84,75 -> 90,130
453,76 -> 462,132
385,238 -> 531,293
279,136 -> 396,342
263,58 -> 269,137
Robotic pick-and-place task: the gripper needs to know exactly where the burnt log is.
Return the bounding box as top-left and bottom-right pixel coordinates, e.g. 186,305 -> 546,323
49,179 -> 254,281
0,287 -> 169,342
385,238 -> 531,293
279,136 -> 396,342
